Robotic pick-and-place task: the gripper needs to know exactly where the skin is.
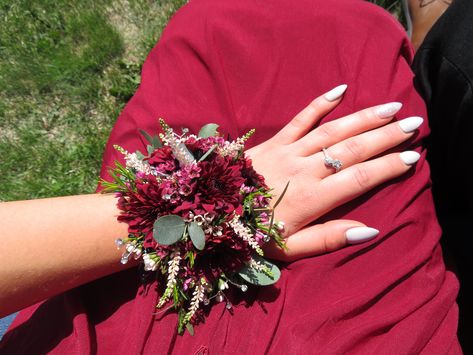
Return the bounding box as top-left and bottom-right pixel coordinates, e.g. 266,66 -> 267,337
248,89 -> 419,260
0,194 -> 132,317
0,86 -> 421,318
407,0 -> 451,51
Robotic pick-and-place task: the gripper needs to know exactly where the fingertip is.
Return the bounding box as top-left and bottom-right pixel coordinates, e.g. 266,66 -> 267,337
324,84 -> 348,102
399,151 -> 420,165
345,226 -> 379,245
398,116 -> 424,133
375,102 -> 403,118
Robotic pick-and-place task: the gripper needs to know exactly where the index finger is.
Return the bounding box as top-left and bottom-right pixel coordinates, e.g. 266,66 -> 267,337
273,84 -> 348,144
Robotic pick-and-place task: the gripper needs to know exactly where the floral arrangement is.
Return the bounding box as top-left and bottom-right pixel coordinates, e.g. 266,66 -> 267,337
101,119 -> 287,335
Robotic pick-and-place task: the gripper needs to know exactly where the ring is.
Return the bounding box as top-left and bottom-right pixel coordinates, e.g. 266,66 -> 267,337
322,148 -> 343,172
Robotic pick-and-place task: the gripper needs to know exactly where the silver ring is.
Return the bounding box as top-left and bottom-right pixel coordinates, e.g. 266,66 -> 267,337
322,148 -> 342,172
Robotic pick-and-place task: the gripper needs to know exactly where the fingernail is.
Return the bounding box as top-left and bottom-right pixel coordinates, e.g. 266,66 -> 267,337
346,227 -> 379,245
324,84 -> 348,102
398,116 -> 423,133
400,151 -> 420,165
375,102 -> 403,118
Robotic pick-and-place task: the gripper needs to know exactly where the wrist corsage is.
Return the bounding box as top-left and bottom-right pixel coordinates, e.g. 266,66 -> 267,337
101,119 -> 287,335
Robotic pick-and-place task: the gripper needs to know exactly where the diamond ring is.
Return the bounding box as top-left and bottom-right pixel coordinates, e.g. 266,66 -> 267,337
322,148 -> 342,172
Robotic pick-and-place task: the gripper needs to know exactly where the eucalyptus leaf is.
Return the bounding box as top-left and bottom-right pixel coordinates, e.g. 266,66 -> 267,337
188,222 -> 205,250
135,150 -> 145,160
140,129 -> 162,149
153,215 -> 186,245
238,255 -> 281,286
198,123 -> 219,138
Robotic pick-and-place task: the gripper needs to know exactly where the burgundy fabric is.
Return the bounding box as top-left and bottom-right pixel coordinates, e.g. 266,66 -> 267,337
1,0 -> 461,353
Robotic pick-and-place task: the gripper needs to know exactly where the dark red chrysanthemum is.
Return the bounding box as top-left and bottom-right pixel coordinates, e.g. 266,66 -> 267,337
193,155 -> 245,214
193,225 -> 253,281
117,176 -> 177,243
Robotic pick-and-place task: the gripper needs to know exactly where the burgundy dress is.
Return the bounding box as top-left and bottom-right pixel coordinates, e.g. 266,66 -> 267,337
0,0 -> 461,353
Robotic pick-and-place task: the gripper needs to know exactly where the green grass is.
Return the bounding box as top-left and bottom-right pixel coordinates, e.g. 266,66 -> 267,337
0,0 -> 186,201
0,0 -> 403,202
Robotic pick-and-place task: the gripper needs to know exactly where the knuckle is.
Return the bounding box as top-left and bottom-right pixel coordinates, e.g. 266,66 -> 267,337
384,155 -> 401,175
317,122 -> 336,140
381,123 -> 399,141
365,108 -> 378,121
290,114 -> 306,129
344,139 -> 364,160
356,108 -> 375,123
323,235 -> 340,253
352,166 -> 371,189
307,98 -> 320,113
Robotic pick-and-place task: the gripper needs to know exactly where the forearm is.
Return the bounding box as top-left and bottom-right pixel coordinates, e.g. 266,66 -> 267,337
0,193 -> 131,317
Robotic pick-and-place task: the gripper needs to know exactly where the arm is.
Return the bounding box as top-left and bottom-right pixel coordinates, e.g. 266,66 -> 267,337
0,194 -> 130,318
0,88 -> 421,317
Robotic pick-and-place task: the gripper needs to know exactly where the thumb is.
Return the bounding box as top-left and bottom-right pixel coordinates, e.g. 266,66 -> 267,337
264,220 -> 379,262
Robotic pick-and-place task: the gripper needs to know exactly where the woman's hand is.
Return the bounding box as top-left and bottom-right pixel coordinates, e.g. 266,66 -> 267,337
246,85 -> 423,261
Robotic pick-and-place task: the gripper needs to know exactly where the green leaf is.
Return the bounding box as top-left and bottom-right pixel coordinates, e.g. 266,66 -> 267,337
268,181 -> 290,237
153,215 -> 186,245
186,250 -> 195,268
238,255 -> 281,286
178,309 -> 186,335
198,123 -> 219,138
273,181 -> 290,209
140,129 -> 162,149
147,144 -> 154,155
198,144 -> 217,162
135,150 -> 145,160
186,322 -> 195,336
173,284 -> 179,305
188,222 -> 205,250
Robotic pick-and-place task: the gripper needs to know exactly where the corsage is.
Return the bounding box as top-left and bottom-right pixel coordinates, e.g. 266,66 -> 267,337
101,119 -> 287,335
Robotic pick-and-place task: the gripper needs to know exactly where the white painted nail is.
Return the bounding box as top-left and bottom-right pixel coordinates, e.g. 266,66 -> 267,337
346,227 -> 379,245
324,84 -> 348,102
375,102 -> 403,118
398,116 -> 423,133
400,151 -> 420,165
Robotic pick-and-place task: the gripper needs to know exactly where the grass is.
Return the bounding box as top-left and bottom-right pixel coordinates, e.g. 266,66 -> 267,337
0,0 -> 404,202
0,0 -> 186,201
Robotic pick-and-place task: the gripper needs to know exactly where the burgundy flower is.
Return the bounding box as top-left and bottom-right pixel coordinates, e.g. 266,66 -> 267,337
241,156 -> 267,188
194,155 -> 245,214
117,175 -> 175,241
194,227 -> 253,281
186,136 -> 225,154
148,146 -> 173,165
147,146 -> 177,173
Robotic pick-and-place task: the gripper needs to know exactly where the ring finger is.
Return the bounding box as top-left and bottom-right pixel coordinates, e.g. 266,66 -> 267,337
293,102 -> 403,156
310,116 -> 423,177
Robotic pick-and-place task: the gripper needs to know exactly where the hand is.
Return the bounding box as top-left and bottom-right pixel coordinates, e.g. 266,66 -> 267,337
246,85 -> 423,261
